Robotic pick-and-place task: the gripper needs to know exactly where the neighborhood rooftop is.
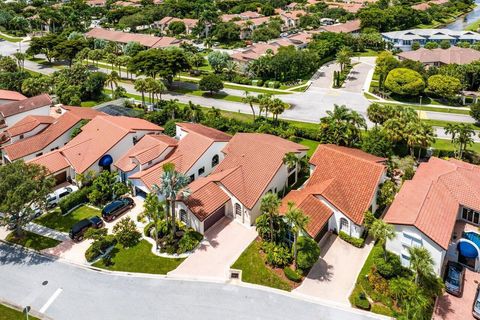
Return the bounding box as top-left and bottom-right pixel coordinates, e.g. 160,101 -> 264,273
85,28 -> 182,48
0,94 -> 52,118
397,46 -> 480,65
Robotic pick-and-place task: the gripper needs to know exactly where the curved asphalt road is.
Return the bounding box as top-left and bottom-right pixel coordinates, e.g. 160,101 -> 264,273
0,243 -> 387,320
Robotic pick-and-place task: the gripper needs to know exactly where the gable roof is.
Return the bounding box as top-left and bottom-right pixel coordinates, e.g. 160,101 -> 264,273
6,115 -> 55,137
384,157 -> 480,249
284,144 -> 386,227
3,108 -> 103,161
397,47 -> 480,65
177,122 -> 232,141
0,90 -> 26,102
0,94 -> 51,118
85,28 -> 181,48
29,150 -> 70,174
320,19 -> 361,33
114,134 -> 177,172
211,133 -> 308,209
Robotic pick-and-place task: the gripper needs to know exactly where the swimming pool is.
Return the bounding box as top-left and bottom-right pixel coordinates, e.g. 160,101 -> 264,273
464,232 -> 480,248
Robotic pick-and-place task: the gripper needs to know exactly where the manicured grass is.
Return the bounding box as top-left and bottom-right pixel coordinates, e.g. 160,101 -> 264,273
0,304 -> 39,320
171,87 -> 244,102
467,18 -> 480,31
382,102 -> 471,115
423,119 -> 480,130
6,231 -> 61,251
363,92 -> 378,100
433,139 -> 480,153
93,240 -> 184,274
299,138 -> 320,157
353,49 -> 379,57
223,83 -> 291,95
81,100 -> 102,107
231,240 -> 292,291
35,205 -> 101,232
0,33 -> 22,42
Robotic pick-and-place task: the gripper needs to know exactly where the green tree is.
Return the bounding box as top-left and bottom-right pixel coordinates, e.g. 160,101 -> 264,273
21,76 -> 52,97
377,180 -> 397,209
143,193 -> 164,249
169,21 -> 186,35
213,21 -> 241,43
319,104 -> 366,147
134,78 -> 148,106
189,53 -> 205,71
445,123 -> 476,159
113,217 -> 141,248
375,51 -> 399,91
153,163 -> 191,236
424,42 -> 439,49
27,34 -> 61,63
0,161 -> 54,237
367,103 -> 385,127
269,98 -> 288,122
260,192 -> 281,243
471,102 -> 480,123
207,51 -> 230,73
53,39 -> 88,67
124,41 -> 144,57
408,246 -> 434,284
222,60 -> 238,81
369,219 -> 395,261
384,68 -> 425,96
88,171 -> 129,205
0,56 -> 18,73
439,40 -> 451,49
336,46 -> 352,72
426,75 -> 463,100
242,91 -> 258,120
199,74 -> 224,94
106,71 -> 120,94
361,127 -> 393,157
285,201 -> 309,270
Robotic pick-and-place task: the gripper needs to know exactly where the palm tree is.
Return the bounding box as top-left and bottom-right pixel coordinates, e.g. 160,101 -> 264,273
105,53 -> 117,71
242,91 -> 258,120
408,246 -> 434,284
13,52 -> 26,71
283,152 -> 299,191
285,201 -> 309,270
145,77 -> 157,104
367,103 -> 384,127
270,98 -> 288,122
143,193 -> 164,250
417,123 -> 436,161
153,80 -> 167,103
258,93 -> 273,117
106,71 -> 120,95
260,192 -> 281,243
222,60 -> 238,81
369,219 -> 395,261
134,78 -> 148,106
336,47 -> 352,72
153,163 -> 191,236
445,123 -> 476,159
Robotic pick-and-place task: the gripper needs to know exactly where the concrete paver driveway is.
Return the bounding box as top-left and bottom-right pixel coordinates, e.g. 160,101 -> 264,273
294,234 -> 373,306
168,217 -> 257,280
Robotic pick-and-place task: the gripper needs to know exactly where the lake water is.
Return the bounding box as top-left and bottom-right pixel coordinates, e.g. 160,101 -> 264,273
445,0 -> 480,30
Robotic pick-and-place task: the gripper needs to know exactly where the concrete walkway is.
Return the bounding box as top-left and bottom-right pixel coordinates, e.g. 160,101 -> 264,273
294,234 -> 374,306
168,217 -> 257,280
24,222 -> 69,241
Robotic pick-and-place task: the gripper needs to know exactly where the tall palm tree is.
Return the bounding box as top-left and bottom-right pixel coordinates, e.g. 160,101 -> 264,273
336,46 -> 352,72
153,163 -> 191,235
408,246 -> 434,284
242,91 -> 258,120
222,60 -> 238,81
106,71 -> 120,95
260,192 -> 281,242
285,201 -> 309,270
258,93 -> 273,117
134,78 -> 148,106
417,123 -> 436,161
369,219 -> 395,261
153,80 -> 167,103
143,193 -> 164,250
12,52 -> 26,71
270,98 -> 288,122
366,103 -> 384,128
283,152 -> 299,191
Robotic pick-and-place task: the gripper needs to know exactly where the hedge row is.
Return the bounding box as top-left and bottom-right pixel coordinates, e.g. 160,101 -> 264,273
58,187 -> 91,214
338,231 -> 365,248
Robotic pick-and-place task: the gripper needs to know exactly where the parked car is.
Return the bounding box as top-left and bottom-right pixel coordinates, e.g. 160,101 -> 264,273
473,284 -> 480,319
101,197 -> 134,222
444,261 -> 465,297
69,216 -> 104,241
46,186 -> 79,208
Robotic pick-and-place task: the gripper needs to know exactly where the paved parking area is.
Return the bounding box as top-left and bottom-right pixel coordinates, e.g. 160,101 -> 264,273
168,217 -> 257,280
433,268 -> 480,320
343,57 -> 375,93
294,234 -> 373,305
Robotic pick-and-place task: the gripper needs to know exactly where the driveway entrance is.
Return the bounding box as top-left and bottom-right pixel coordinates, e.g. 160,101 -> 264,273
294,234 -> 373,305
168,217 -> 257,280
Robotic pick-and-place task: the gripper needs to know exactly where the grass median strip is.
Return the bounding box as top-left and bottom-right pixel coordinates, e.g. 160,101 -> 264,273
6,231 -> 61,251
0,304 -> 39,320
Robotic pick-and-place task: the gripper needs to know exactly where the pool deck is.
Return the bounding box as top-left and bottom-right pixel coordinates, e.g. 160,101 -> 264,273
453,221 -> 479,241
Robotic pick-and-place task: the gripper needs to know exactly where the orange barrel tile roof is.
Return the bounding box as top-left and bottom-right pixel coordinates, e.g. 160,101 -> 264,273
0,94 -> 51,118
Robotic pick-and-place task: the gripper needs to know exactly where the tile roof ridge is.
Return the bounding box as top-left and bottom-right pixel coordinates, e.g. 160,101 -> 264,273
322,144 -> 386,165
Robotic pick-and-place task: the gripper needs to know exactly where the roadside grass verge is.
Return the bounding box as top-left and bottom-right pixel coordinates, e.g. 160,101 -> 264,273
6,231 -> 61,251
0,33 -> 22,42
93,240 -> 184,274
423,119 -> 480,130
231,239 -> 293,291
35,206 -> 101,232
0,304 -> 39,320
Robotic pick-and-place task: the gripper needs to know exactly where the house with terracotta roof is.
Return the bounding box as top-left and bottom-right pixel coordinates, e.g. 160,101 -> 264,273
276,9 -> 307,30
155,17 -> 199,35
128,122 -> 232,198
28,115 -> 163,185
0,115 -> 55,147
397,47 -> 480,67
279,145 -> 387,242
0,90 -> 26,105
0,94 -> 52,133
319,19 -> 361,34
2,106 -> 103,163
385,157 -> 480,276
175,133 -> 308,233
85,28 -> 182,49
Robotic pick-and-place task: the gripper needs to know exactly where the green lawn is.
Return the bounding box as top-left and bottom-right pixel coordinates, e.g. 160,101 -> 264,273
6,231 -> 61,251
171,87 -> 244,103
0,33 -> 22,42
0,304 -> 39,320
381,102 -> 471,115
353,49 -> 379,57
433,139 -> 480,153
363,92 -> 379,100
35,205 -> 101,232
231,240 -> 292,291
467,18 -> 480,31
93,240 -> 184,274
423,119 -> 480,130
299,138 -> 320,157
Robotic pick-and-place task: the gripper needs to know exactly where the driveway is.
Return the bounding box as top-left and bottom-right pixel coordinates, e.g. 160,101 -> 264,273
343,57 -> 375,93
168,217 -> 257,280
294,234 -> 374,306
310,62 -> 340,89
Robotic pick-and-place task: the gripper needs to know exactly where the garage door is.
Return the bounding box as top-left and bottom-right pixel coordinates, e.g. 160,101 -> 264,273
204,205 -> 226,231
54,171 -> 67,185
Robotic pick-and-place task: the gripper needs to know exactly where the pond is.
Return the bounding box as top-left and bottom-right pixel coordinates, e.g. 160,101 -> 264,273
445,0 -> 480,30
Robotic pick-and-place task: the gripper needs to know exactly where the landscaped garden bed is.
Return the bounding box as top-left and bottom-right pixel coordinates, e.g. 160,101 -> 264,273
6,231 -> 61,251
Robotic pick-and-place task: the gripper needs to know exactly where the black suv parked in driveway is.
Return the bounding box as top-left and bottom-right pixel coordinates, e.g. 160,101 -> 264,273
101,197 -> 134,222
69,216 -> 104,241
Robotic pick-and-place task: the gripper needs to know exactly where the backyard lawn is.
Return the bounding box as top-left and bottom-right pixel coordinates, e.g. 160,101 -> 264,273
231,240 -> 293,291
6,231 -> 61,251
0,304 -> 39,320
35,205 -> 101,232
299,139 -> 320,157
93,240 -> 185,274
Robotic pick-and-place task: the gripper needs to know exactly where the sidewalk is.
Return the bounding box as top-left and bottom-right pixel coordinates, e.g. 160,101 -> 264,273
24,222 -> 69,241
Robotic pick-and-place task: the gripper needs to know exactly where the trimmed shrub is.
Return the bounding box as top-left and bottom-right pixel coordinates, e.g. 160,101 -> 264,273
354,292 -> 371,310
113,217 -> 141,248
85,235 -> 117,262
177,230 -> 203,254
144,221 -> 155,237
371,304 -> 393,316
163,119 -> 177,137
374,254 -> 402,279
283,267 -> 302,282
296,236 -> 320,271
58,187 -> 91,214
262,242 -> 293,268
339,231 -> 364,248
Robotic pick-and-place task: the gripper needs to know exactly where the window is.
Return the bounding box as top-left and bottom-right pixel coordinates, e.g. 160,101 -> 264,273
198,167 -> 205,176
462,207 -> 480,226
235,203 -> 241,217
35,152 -> 43,157
147,160 -> 152,166
51,147 -> 59,151
211,154 -> 219,167
180,209 -> 187,223
189,174 -> 195,182
19,134 -> 24,139
402,232 -> 422,248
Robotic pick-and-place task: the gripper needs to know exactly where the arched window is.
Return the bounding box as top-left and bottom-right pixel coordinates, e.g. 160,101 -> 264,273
180,209 -> 187,223
235,203 -> 241,217
212,154 -> 219,167
340,218 -> 349,233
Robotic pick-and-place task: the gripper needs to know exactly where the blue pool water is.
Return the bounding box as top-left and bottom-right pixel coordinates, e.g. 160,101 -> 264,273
464,232 -> 480,247
460,232 -> 480,259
